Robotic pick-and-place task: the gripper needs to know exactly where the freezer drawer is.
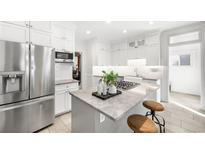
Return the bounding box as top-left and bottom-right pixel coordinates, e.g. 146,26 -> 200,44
0,96 -> 54,133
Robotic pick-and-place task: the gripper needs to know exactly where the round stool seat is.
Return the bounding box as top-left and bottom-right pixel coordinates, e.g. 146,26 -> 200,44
143,100 -> 164,111
127,114 -> 158,133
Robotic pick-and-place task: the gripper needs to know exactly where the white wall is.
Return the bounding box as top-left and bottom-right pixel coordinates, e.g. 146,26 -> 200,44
169,43 -> 201,95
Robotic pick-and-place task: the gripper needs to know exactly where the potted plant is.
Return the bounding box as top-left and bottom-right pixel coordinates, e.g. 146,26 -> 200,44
102,70 -> 118,94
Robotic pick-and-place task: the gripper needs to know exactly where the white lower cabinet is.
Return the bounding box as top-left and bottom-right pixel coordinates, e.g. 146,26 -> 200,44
55,90 -> 67,115
55,82 -> 79,116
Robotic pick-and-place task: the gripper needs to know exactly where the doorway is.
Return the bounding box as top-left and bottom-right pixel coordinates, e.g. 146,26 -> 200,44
169,43 -> 201,112
73,52 -> 82,88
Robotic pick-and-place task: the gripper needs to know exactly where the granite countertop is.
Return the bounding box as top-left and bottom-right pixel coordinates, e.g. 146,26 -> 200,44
55,79 -> 79,85
70,84 -> 159,121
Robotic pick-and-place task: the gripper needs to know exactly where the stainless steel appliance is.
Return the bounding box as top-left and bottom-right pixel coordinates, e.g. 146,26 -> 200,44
55,51 -> 73,63
116,81 -> 140,90
0,40 -> 55,133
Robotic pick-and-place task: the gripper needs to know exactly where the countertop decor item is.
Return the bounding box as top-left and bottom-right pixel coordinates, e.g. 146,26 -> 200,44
92,90 -> 122,100
102,70 -> 118,94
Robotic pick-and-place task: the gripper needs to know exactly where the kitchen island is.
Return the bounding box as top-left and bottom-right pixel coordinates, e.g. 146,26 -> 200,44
70,83 -> 159,133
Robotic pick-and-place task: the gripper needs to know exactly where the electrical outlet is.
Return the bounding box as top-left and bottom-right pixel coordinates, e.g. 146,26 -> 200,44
100,113 -> 105,123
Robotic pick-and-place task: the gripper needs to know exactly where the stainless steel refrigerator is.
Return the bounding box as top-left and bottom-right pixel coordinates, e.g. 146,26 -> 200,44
0,40 -> 55,133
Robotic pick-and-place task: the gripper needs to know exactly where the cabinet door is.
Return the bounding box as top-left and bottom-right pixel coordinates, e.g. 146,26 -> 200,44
51,36 -> 66,50
67,86 -> 79,112
55,90 -> 66,115
0,22 -> 29,43
65,39 -> 74,51
52,25 -> 74,40
30,29 -> 51,46
52,36 -> 74,51
65,92 -> 71,112
30,21 -> 51,32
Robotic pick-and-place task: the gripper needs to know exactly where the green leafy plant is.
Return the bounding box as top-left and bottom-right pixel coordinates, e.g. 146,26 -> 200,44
102,70 -> 118,86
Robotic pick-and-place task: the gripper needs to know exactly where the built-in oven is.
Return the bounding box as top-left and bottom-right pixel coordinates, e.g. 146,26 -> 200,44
55,51 -> 73,63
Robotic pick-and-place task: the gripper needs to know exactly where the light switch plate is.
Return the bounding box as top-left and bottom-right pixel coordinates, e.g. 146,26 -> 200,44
100,113 -> 105,123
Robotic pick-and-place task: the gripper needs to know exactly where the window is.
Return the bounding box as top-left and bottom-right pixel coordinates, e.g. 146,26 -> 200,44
169,31 -> 199,44
170,54 -> 191,66
180,54 -> 190,66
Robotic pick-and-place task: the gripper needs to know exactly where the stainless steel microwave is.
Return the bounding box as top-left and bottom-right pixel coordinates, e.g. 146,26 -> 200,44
55,51 -> 73,63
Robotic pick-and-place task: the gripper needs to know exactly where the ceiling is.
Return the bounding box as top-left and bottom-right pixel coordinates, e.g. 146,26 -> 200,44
74,21 -> 196,43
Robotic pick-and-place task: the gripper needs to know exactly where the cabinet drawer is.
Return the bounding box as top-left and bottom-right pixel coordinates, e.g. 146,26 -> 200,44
55,82 -> 78,91
55,84 -> 67,92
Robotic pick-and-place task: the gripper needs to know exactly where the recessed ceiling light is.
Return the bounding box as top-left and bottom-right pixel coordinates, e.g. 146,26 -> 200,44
86,30 -> 91,34
105,21 -> 111,24
149,21 -> 154,25
122,29 -> 127,34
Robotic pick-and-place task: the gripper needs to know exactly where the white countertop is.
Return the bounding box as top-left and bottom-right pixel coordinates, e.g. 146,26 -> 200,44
70,84 -> 159,121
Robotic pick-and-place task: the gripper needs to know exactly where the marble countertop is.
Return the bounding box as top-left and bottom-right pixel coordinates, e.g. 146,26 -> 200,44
55,79 -> 79,85
70,84 -> 159,121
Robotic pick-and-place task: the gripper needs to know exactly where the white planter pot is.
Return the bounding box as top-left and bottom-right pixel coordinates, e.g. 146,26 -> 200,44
109,85 -> 117,94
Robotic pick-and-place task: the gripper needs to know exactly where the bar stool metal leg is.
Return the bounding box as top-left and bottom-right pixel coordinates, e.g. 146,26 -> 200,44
145,111 -> 166,133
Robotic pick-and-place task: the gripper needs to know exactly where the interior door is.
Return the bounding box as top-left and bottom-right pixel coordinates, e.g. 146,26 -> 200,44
30,44 -> 55,99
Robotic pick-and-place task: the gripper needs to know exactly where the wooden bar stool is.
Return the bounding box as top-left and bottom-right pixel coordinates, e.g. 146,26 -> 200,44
143,100 -> 165,133
127,114 -> 158,133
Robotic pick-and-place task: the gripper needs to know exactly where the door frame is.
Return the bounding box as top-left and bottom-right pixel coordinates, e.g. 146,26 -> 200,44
160,22 -> 205,110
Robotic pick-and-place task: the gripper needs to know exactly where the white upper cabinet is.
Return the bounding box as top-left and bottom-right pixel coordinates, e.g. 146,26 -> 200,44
0,22 -> 29,43
145,34 -> 160,45
29,21 -> 52,46
30,21 -> 52,33
2,21 -> 29,27
52,26 -> 74,40
51,24 -> 75,51
30,29 -> 51,46
0,21 -> 75,49
51,36 -> 67,50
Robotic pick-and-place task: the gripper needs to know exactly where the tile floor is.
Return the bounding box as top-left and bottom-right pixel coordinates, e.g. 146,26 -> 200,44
38,113 -> 71,133
169,92 -> 203,114
39,102 -> 205,133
